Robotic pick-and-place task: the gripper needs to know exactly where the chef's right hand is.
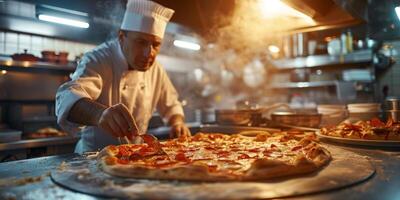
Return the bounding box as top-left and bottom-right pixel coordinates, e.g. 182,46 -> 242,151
96,103 -> 138,139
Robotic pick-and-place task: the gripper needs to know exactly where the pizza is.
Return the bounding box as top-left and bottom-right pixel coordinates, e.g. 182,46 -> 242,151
320,118 -> 400,140
97,131 -> 331,181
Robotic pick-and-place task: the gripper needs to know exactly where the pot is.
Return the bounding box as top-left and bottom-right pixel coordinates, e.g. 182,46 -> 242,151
11,49 -> 40,62
271,111 -> 322,128
215,103 -> 291,126
215,109 -> 263,126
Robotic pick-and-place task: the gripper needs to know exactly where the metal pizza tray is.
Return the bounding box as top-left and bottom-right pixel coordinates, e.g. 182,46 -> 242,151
51,145 -> 375,200
316,131 -> 400,147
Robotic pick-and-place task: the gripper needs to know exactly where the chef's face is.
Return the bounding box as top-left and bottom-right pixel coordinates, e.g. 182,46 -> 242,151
118,30 -> 162,71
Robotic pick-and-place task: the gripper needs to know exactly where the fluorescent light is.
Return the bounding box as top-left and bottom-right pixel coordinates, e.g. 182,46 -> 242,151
396,6 -> 400,20
173,40 -> 201,51
38,14 -> 89,28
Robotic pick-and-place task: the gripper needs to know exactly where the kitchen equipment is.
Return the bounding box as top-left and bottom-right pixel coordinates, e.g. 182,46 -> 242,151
316,131 -> 400,147
215,109 -> 262,126
347,103 -> 381,112
318,104 -> 348,126
386,97 -> 400,110
0,129 -> 22,142
327,38 -> 341,56
346,103 -> 382,122
57,51 -> 69,64
271,111 -> 322,128
41,50 -> 57,63
216,103 -> 290,126
11,49 -> 40,62
387,110 -> 399,122
385,97 -> 400,122
290,69 -> 309,82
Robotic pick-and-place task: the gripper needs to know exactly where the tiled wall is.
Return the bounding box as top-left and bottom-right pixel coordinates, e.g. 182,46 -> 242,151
0,31 -> 97,61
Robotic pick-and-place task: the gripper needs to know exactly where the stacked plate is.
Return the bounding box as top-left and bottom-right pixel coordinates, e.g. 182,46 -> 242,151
317,104 -> 347,126
347,103 -> 382,122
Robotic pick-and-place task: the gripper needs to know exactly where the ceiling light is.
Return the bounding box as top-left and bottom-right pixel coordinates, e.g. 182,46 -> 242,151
173,40 -> 201,51
396,6 -> 400,21
38,14 -> 89,28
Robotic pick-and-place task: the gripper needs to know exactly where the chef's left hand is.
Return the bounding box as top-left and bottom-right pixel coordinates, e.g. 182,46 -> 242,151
169,123 -> 191,138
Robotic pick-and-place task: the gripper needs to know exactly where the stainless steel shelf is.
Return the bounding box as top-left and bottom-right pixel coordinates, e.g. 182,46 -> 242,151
0,136 -> 79,151
271,49 -> 372,70
269,81 -> 338,89
0,59 -> 76,74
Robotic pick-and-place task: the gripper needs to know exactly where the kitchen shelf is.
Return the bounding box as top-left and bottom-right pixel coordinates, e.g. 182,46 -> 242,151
22,116 -> 57,123
271,49 -> 372,70
269,81 -> 338,89
0,59 -> 76,75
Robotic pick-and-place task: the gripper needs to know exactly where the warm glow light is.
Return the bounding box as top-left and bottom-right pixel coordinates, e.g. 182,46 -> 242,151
268,45 -> 280,53
22,61 -> 30,67
396,7 -> 400,21
38,14 -> 89,28
173,40 -> 201,51
259,0 -> 314,24
5,61 -> 12,66
193,68 -> 204,81
1,70 -> 6,75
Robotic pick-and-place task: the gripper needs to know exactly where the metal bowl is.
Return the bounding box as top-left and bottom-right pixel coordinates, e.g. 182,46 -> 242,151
271,111 -> 322,128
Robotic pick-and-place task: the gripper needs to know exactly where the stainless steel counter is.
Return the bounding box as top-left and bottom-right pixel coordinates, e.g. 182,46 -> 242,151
0,136 -> 79,151
0,145 -> 399,200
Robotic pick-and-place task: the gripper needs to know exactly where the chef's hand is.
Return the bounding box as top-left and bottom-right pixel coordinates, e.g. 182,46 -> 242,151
97,103 -> 138,139
168,114 -> 191,139
170,123 -> 191,139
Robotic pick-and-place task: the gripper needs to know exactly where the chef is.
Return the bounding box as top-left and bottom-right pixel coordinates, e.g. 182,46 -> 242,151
55,0 -> 191,154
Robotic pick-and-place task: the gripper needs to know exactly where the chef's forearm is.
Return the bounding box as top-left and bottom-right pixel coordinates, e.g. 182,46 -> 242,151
168,114 -> 185,126
67,98 -> 107,126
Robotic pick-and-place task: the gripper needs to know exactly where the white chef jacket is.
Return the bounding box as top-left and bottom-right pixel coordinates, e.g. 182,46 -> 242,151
55,39 -> 184,154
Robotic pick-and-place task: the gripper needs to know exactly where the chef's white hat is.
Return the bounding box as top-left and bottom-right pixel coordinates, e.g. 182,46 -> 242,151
120,0 -> 174,38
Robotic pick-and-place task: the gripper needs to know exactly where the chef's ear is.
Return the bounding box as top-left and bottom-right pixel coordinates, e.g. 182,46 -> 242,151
118,30 -> 126,43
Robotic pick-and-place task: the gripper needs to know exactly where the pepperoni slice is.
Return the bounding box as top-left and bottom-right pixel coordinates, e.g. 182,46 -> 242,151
175,152 -> 190,162
117,146 -> 130,157
248,148 -> 260,153
370,118 -> 385,127
129,153 -> 141,161
208,134 -> 224,140
238,153 -> 250,159
291,146 -> 302,151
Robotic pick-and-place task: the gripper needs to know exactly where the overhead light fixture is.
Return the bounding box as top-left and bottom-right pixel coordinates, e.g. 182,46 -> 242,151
38,14 -> 89,28
268,45 -> 280,53
173,40 -> 201,51
36,5 -> 90,29
396,6 -> 400,20
259,0 -> 314,24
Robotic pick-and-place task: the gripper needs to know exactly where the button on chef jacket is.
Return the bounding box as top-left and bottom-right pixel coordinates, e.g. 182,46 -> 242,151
55,39 -> 184,154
